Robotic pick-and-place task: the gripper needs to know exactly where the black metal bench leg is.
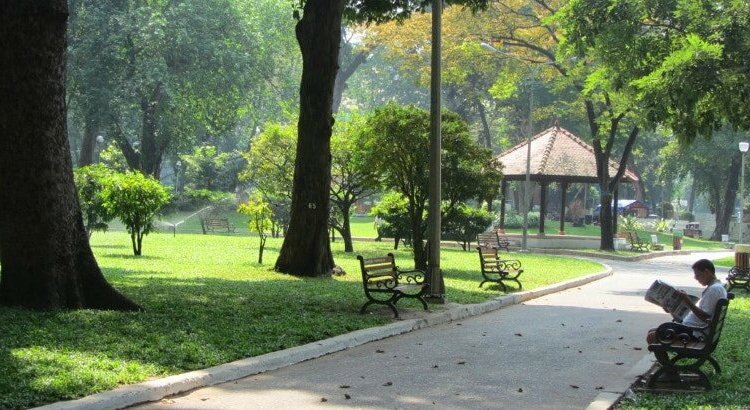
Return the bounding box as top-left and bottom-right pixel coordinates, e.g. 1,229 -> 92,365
512,278 -> 522,290
497,280 -> 508,292
479,279 -> 489,288
707,356 -> 721,374
360,300 -> 375,315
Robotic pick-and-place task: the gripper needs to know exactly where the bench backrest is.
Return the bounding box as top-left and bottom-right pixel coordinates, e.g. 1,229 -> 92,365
357,254 -> 398,289
476,246 -> 500,273
706,296 -> 732,352
477,232 -> 499,248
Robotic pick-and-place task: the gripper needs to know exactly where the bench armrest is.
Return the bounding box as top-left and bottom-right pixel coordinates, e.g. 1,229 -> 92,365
654,321 -> 708,345
396,268 -> 426,284
497,259 -> 522,271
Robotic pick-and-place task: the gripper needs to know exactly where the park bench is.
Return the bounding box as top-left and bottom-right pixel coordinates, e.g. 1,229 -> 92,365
476,231 -> 510,252
356,253 -> 429,319
646,294 -> 734,390
201,217 -> 236,233
476,246 -> 523,292
626,231 -> 649,252
726,267 -> 750,292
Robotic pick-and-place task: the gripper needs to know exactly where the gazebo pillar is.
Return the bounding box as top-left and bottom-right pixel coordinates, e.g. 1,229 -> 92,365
498,180 -> 507,233
539,181 -> 548,235
559,181 -> 568,235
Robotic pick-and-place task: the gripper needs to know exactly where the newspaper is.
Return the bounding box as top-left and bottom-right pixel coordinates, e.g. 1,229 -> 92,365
645,280 -> 699,321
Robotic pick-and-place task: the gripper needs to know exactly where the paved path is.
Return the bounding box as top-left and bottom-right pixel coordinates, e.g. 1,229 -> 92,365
133,252 -> 731,410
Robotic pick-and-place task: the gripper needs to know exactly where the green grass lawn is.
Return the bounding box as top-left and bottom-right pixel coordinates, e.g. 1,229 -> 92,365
0,231 -> 602,409
618,294 -> 750,409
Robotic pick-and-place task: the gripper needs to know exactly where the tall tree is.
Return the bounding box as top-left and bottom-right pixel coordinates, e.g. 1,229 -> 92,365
475,0 -> 642,250
360,103 -> 501,269
277,0 -> 489,277
67,0 -> 268,178
0,0 -> 140,311
659,128 -> 746,240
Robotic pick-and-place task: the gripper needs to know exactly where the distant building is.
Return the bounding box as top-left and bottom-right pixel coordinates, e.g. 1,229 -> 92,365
593,199 -> 650,219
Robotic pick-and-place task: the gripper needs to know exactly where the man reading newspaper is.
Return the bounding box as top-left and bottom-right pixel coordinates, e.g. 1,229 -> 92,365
646,259 -> 727,344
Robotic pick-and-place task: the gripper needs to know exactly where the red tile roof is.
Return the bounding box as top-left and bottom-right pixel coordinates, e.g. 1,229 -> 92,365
496,125 -> 639,182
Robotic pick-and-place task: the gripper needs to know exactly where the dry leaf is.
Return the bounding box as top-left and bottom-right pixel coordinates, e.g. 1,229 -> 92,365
570,385 -> 580,389
321,398 -> 328,402
517,388 -> 523,393
616,319 -> 622,322
595,386 -> 604,390
633,347 -> 642,351
376,349 -> 385,353
383,382 -> 393,386
514,333 -> 523,337
340,385 -> 350,389
344,394 -> 351,400
615,362 -> 624,365
457,361 -> 467,365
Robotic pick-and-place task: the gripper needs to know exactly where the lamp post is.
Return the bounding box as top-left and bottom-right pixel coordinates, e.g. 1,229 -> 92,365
739,141 -> 749,243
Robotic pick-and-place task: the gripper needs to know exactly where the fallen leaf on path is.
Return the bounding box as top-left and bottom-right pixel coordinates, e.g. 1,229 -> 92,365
518,388 -> 523,393
633,347 -> 642,351
321,398 -> 328,402
383,382 -> 393,386
340,385 -> 350,389
457,361 -> 467,365
578,350 -> 582,353
570,385 -> 580,389
595,386 -> 604,390
616,319 -> 622,322
618,337 -> 624,340
433,365 -> 439,368
344,394 -> 351,400
615,362 -> 624,365
515,333 -> 523,336
376,349 -> 385,353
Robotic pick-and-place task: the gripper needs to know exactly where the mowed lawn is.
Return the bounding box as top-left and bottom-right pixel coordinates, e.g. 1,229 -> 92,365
0,231 -> 603,409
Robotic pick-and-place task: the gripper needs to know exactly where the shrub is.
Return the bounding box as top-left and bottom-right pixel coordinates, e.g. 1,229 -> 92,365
494,210 -> 540,229
103,172 -> 171,256
370,192 -> 412,248
74,164 -> 115,237
443,206 -> 493,250
679,211 -> 695,221
619,215 -> 643,232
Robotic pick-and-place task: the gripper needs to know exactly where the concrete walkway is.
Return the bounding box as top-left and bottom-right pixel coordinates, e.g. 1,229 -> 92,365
114,252 -> 728,410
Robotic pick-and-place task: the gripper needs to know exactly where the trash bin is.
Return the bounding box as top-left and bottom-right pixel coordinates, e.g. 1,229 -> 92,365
735,244 -> 750,270
672,230 -> 683,250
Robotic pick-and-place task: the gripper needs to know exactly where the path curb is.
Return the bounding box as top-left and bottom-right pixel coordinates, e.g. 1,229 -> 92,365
35,269 -> 613,410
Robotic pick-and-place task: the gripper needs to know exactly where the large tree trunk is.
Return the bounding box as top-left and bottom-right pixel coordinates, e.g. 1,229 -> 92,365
275,0 -> 343,277
712,156 -> 740,240
0,0 -> 141,311
77,117 -> 97,166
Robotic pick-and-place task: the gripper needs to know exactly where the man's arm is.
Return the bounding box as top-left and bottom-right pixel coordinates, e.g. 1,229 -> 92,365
678,291 -> 710,322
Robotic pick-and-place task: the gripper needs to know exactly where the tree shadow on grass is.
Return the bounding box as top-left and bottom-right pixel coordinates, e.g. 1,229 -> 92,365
0,273 -> 390,408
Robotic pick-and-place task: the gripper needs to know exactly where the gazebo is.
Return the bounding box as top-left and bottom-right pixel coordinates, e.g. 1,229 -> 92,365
496,125 -> 639,235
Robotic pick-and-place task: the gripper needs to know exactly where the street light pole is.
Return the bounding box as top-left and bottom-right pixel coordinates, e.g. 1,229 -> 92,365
521,80 -> 533,252
739,142 -> 749,243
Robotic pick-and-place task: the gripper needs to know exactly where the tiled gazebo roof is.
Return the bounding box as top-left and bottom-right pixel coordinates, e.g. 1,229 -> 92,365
496,125 -> 639,183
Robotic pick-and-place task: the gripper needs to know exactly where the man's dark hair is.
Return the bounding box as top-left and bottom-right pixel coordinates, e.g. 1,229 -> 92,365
692,259 -> 715,274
